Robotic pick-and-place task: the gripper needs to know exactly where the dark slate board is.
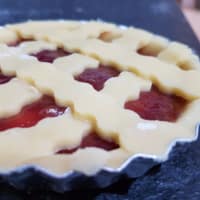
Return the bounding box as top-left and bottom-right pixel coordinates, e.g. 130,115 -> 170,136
0,0 -> 200,54
0,0 -> 200,199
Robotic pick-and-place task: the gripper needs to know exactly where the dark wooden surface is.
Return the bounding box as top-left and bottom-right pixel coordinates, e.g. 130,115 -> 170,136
0,0 -> 199,199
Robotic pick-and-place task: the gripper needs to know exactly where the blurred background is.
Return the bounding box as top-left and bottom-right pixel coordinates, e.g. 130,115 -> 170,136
177,0 -> 200,40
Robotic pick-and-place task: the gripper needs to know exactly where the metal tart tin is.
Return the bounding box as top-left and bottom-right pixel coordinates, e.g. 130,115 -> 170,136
0,125 -> 199,192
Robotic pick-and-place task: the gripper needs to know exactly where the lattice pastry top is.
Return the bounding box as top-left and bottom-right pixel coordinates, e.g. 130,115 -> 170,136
0,20 -> 199,175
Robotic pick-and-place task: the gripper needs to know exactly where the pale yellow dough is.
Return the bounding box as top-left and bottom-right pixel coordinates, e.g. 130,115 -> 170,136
0,78 -> 41,118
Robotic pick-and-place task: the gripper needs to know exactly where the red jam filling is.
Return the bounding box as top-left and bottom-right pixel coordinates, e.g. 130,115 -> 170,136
0,73 -> 14,84
137,48 -> 157,57
57,132 -> 119,154
124,86 -> 187,122
8,39 -> 34,47
0,96 -> 66,131
8,39 -> 70,63
75,65 -> 120,91
31,49 -> 70,63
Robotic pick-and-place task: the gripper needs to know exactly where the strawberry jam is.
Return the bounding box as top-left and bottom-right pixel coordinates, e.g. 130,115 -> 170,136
31,49 -> 70,63
0,96 -> 66,131
57,132 -> 119,154
75,65 -> 120,91
137,48 -> 157,57
8,39 -> 34,47
0,73 -> 13,84
125,86 -> 187,122
9,39 -> 70,63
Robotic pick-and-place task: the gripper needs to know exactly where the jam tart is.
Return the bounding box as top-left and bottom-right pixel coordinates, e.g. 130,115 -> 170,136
0,20 -> 199,190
